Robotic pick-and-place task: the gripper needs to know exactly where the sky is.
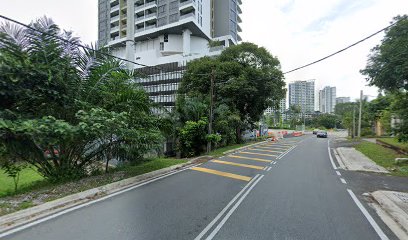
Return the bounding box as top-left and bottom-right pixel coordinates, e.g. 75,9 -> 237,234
2,0 -> 408,103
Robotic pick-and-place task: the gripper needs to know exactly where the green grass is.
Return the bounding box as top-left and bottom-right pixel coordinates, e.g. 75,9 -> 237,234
119,158 -> 188,177
0,167 -> 45,197
355,141 -> 408,176
377,138 -> 408,153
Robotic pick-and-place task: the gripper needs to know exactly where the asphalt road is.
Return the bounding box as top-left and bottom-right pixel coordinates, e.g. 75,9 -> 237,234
1,134 -> 396,240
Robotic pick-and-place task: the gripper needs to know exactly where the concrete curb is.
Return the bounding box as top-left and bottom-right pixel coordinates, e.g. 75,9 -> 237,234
223,140 -> 269,155
370,191 -> 408,239
0,157 -> 207,234
334,148 -> 348,169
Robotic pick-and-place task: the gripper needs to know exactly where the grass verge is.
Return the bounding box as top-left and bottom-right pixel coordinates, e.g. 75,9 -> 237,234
0,167 -> 45,197
377,137 -> 408,153
355,141 -> 408,177
0,158 -> 188,216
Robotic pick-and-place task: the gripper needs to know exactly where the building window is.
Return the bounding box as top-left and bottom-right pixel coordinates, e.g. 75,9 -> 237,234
164,34 -> 168,42
160,42 -> 164,51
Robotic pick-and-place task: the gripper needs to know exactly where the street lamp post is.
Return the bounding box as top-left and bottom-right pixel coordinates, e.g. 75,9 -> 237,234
207,69 -> 215,153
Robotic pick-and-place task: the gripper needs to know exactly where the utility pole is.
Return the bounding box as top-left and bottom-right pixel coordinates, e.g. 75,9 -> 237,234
352,105 -> 356,138
207,69 -> 215,153
358,90 -> 363,138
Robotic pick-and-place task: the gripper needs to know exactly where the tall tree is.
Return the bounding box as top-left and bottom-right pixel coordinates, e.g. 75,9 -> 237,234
179,42 -> 285,142
361,15 -> 408,141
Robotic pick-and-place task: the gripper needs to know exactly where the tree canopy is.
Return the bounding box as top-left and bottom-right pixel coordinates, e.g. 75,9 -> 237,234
0,17 -> 163,181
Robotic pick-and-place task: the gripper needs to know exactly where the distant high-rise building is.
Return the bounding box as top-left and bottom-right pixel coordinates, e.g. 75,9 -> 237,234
288,80 -> 315,113
98,0 -> 242,111
319,86 -> 336,113
264,98 -> 286,117
336,97 -> 350,104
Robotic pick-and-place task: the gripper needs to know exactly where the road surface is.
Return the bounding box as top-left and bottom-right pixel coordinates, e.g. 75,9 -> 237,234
1,134 -> 396,240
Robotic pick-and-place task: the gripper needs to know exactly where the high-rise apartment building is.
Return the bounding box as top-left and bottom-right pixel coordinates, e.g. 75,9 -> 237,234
319,86 -> 336,114
98,0 -> 242,110
336,97 -> 350,104
288,80 -> 315,113
264,98 -> 286,117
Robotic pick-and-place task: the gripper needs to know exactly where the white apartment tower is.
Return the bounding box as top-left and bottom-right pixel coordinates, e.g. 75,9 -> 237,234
98,0 -> 242,110
319,86 -> 336,113
288,80 -> 315,113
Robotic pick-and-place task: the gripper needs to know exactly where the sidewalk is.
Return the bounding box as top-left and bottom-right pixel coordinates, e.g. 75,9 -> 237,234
336,147 -> 389,173
370,191 -> 408,239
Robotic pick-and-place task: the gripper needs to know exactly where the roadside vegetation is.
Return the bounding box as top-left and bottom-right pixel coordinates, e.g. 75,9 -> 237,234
377,138 -> 408,153
0,157 -> 187,216
0,16 -> 286,210
355,141 -> 408,176
330,15 -> 408,141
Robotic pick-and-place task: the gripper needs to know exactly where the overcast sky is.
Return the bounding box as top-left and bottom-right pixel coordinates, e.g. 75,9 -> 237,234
2,0 -> 408,102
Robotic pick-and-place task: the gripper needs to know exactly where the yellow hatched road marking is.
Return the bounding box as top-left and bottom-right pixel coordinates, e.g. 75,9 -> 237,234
267,143 -> 293,146
263,145 -> 291,150
212,160 -> 264,170
240,151 -> 279,157
250,146 -> 289,152
248,148 -> 284,154
229,155 -> 271,163
191,167 -> 251,181
251,146 -> 286,153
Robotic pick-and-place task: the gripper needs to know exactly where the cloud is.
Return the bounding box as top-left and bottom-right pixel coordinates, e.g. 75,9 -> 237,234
241,0 -> 408,102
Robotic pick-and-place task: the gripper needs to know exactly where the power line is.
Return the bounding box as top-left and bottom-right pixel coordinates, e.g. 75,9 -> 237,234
0,14 -> 161,70
283,20 -> 400,74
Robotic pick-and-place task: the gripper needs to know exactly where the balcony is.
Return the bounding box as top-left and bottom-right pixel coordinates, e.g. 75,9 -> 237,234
145,24 -> 156,31
135,1 -> 157,14
237,24 -> 242,32
179,12 -> 195,20
110,15 -> 120,23
110,5 -> 120,13
237,4 -> 242,14
110,26 -> 120,33
237,14 -> 242,23
179,0 -> 193,8
237,0 -> 242,5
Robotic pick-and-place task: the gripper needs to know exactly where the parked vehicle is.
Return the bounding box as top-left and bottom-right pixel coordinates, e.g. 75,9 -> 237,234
316,130 -> 328,138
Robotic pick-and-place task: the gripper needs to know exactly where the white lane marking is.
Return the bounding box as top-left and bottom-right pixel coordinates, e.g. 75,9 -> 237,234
336,171 -> 341,176
273,162 -> 277,165
347,189 -> 389,240
266,167 -> 272,171
340,178 -> 347,184
263,166 -> 267,170
205,175 -> 265,240
277,145 -> 296,159
0,163 -> 203,238
194,175 -> 260,240
327,140 -> 338,170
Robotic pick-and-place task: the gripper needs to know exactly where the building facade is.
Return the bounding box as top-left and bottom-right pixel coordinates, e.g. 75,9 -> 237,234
319,86 -> 336,114
98,0 -> 242,110
288,80 -> 315,113
264,98 -> 286,123
336,97 -> 350,104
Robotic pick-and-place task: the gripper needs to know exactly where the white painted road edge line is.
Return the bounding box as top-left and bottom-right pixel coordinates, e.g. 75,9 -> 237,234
327,140 -> 338,170
194,175 -> 260,240
336,171 -> 341,176
0,163 -> 202,238
267,167 -> 272,171
347,189 -> 389,240
273,162 -> 277,165
205,175 -> 265,240
340,178 -> 347,184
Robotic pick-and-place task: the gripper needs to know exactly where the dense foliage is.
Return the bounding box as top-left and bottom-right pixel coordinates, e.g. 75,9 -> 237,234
176,43 -> 285,156
361,15 -> 408,141
0,17 -> 162,181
